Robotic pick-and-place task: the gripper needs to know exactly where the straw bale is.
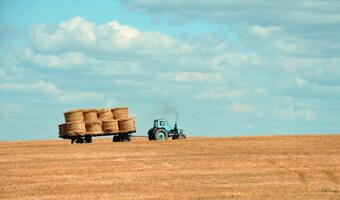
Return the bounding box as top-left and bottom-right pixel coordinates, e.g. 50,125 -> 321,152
118,117 -> 136,132
65,122 -> 86,136
64,109 -> 84,122
58,123 -> 66,137
83,109 -> 98,122
85,120 -> 103,134
97,108 -> 113,121
102,120 -> 119,133
111,107 -> 129,119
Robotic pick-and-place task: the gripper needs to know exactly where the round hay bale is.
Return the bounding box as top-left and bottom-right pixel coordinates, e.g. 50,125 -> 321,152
83,109 -> 98,122
85,120 -> 102,134
58,123 -> 66,137
65,122 -> 86,136
118,117 -> 136,132
98,108 -> 113,121
102,120 -> 119,133
111,107 -> 129,119
64,109 -> 84,122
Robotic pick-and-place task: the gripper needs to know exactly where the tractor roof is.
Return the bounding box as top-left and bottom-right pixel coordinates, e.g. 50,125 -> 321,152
155,119 -> 167,121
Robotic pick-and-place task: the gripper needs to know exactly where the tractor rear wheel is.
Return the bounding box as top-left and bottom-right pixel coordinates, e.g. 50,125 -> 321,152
148,129 -> 154,141
154,129 -> 168,141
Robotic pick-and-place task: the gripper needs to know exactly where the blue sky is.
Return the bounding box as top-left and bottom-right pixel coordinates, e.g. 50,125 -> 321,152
1,1 -> 340,140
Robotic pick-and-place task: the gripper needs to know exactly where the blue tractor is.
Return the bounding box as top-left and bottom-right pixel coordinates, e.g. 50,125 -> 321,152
148,119 -> 186,141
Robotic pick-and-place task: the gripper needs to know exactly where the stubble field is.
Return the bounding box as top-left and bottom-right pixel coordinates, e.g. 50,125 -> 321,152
0,135 -> 339,199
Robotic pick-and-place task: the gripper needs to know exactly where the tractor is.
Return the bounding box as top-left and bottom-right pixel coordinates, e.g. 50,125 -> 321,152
148,119 -> 186,141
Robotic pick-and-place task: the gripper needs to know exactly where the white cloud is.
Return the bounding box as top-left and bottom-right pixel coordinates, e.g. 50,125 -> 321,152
28,16 -> 191,56
230,102 -> 256,113
121,1 -> 340,26
196,89 -> 244,100
278,107 -> 315,121
29,17 -> 96,52
59,91 -> 104,103
296,77 -> 307,87
0,68 -> 5,76
0,80 -> 60,94
0,80 -> 104,103
249,25 -> 280,37
24,49 -> 92,69
162,72 -> 223,83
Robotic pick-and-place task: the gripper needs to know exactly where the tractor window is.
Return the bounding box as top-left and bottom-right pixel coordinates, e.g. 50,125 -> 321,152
160,121 -> 168,126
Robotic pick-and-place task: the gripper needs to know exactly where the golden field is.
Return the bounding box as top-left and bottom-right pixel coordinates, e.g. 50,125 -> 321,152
0,135 -> 339,199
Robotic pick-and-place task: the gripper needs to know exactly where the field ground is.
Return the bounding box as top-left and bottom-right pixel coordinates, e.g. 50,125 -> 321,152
0,135 -> 339,199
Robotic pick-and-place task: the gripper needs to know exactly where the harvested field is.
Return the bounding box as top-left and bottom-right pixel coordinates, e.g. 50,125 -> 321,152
0,135 -> 339,199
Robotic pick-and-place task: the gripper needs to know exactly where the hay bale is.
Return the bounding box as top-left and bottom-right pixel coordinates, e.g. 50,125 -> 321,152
58,123 -> 66,137
65,122 -> 86,136
111,107 -> 129,119
83,109 -> 98,122
118,117 -> 136,132
64,109 -> 84,122
85,120 -> 102,134
102,120 -> 119,133
98,108 -> 113,121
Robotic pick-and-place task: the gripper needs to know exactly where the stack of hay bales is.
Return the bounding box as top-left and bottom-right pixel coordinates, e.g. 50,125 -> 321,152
83,109 -> 102,135
97,108 -> 118,134
112,107 -> 136,133
63,109 -> 86,136
58,107 -> 136,137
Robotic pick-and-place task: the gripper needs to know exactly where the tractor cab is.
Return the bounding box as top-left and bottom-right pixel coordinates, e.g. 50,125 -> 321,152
154,119 -> 171,132
148,119 -> 186,141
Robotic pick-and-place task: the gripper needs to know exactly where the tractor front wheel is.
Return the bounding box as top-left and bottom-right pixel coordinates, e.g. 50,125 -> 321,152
154,129 -> 168,141
178,133 -> 186,140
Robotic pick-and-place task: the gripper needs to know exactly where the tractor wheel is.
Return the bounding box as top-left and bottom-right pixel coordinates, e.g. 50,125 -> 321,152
154,129 -> 168,141
148,129 -> 154,141
178,133 -> 186,140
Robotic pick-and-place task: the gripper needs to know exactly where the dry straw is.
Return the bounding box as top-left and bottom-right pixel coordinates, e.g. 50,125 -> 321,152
66,122 -> 86,136
83,109 -> 98,122
102,120 -> 119,133
118,117 -> 136,132
58,123 -> 66,137
111,107 -> 129,120
64,109 -> 84,122
97,109 -> 113,121
85,120 -> 103,134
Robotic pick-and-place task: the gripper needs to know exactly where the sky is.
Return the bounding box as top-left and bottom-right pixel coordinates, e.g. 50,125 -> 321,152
1,0 -> 340,140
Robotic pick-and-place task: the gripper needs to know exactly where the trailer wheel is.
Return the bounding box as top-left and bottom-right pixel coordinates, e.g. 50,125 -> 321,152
113,136 -> 119,142
76,137 -> 84,143
85,135 -> 92,143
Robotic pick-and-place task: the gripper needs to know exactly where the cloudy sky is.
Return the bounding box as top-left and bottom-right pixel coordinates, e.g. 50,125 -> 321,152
1,0 -> 340,140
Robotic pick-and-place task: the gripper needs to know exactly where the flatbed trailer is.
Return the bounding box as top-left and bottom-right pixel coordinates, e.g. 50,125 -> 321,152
60,130 -> 136,144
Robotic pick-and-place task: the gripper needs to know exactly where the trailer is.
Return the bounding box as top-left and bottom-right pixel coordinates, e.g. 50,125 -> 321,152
60,130 -> 136,144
